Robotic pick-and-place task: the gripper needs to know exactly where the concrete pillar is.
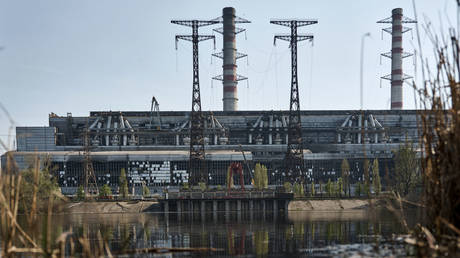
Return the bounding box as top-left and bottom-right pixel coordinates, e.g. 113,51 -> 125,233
273,200 -> 278,213
225,200 -> 230,222
249,200 -> 254,210
262,200 -> 266,220
164,201 -> 169,213
201,201 -> 206,214
213,200 -> 218,212
213,200 -> 218,222
177,200 -> 182,213
237,200 -> 242,211
201,201 -> 206,222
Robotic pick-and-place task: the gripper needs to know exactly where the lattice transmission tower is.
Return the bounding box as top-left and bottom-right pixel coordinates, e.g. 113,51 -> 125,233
83,123 -> 98,197
172,19 -> 218,185
271,19 -> 317,183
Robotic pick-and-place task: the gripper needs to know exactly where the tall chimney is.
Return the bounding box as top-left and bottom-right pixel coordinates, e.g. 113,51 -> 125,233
390,8 -> 403,110
378,8 -> 416,110
222,7 -> 238,111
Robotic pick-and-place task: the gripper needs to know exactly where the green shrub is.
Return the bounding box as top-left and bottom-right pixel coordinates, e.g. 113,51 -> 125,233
142,185 -> 150,196
76,185 -> 85,201
283,182 -> 292,193
99,184 -> 112,198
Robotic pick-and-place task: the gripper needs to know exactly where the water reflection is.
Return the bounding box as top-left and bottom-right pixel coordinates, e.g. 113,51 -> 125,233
44,209 -> 405,256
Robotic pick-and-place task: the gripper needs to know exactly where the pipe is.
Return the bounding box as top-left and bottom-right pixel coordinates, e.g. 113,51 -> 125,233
124,119 -> 134,132
119,115 -> 125,128
369,114 -> 376,127
120,116 -> 127,146
368,114 -> 377,143
252,116 -> 262,129
281,116 -> 287,128
215,119 -> 224,128
341,115 -> 351,128
89,117 -> 100,130
364,119 -> 369,143
358,115 -> 362,144
269,115 -> 273,144
105,116 -> 112,146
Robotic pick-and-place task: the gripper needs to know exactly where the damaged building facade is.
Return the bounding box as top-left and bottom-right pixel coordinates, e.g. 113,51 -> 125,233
2,109 -> 419,194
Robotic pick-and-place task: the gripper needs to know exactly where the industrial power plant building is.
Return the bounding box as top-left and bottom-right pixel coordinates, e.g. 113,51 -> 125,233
3,109 -> 419,194
1,7 -> 420,195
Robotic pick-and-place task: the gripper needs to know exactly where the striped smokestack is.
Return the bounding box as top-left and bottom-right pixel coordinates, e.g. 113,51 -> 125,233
378,8 -> 416,110
390,8 -> 403,110
222,7 -> 238,111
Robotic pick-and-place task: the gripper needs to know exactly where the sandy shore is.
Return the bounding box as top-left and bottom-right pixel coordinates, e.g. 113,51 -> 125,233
288,199 -> 383,211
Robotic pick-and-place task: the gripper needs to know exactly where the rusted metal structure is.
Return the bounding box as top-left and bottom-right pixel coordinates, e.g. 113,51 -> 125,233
227,162 -> 244,191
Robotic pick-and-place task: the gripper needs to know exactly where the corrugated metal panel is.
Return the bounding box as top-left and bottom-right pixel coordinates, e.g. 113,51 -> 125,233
16,127 -> 57,151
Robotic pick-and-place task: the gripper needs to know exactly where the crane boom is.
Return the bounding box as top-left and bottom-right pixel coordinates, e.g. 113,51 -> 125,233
150,96 -> 162,130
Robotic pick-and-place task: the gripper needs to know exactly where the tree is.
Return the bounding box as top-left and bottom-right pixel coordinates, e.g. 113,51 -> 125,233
119,168 -> 129,198
19,167 -> 60,212
372,159 -> 381,196
319,181 -> 323,197
337,177 -> 344,197
142,185 -> 150,197
283,182 -> 292,193
226,165 -> 234,190
384,164 -> 391,191
310,181 -> 315,197
76,185 -> 85,201
99,184 -> 112,198
394,140 -> 420,196
262,165 -> 268,189
363,159 -> 371,197
326,179 -> 333,197
182,182 -> 189,191
198,182 -> 207,192
254,163 -> 268,190
356,182 -> 362,197
341,159 -> 351,197
293,182 -> 304,197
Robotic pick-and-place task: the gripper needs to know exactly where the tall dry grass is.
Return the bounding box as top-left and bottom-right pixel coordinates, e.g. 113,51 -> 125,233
410,0 -> 460,255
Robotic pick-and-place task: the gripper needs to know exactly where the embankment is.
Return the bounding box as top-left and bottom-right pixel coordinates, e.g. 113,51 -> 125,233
64,201 -> 160,214
288,199 -> 384,211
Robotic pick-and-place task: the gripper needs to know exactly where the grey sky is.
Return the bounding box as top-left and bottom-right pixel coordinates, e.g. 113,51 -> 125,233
0,0 -> 456,151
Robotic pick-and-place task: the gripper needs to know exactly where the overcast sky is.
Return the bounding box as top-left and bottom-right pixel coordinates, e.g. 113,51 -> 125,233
0,0 -> 457,151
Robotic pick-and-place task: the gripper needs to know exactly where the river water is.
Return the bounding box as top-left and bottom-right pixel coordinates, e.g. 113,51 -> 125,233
40,209 -> 414,257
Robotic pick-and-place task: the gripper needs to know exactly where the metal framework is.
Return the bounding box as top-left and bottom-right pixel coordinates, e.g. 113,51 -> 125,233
271,19 -> 317,183
172,19 -> 218,185
83,125 -> 98,197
